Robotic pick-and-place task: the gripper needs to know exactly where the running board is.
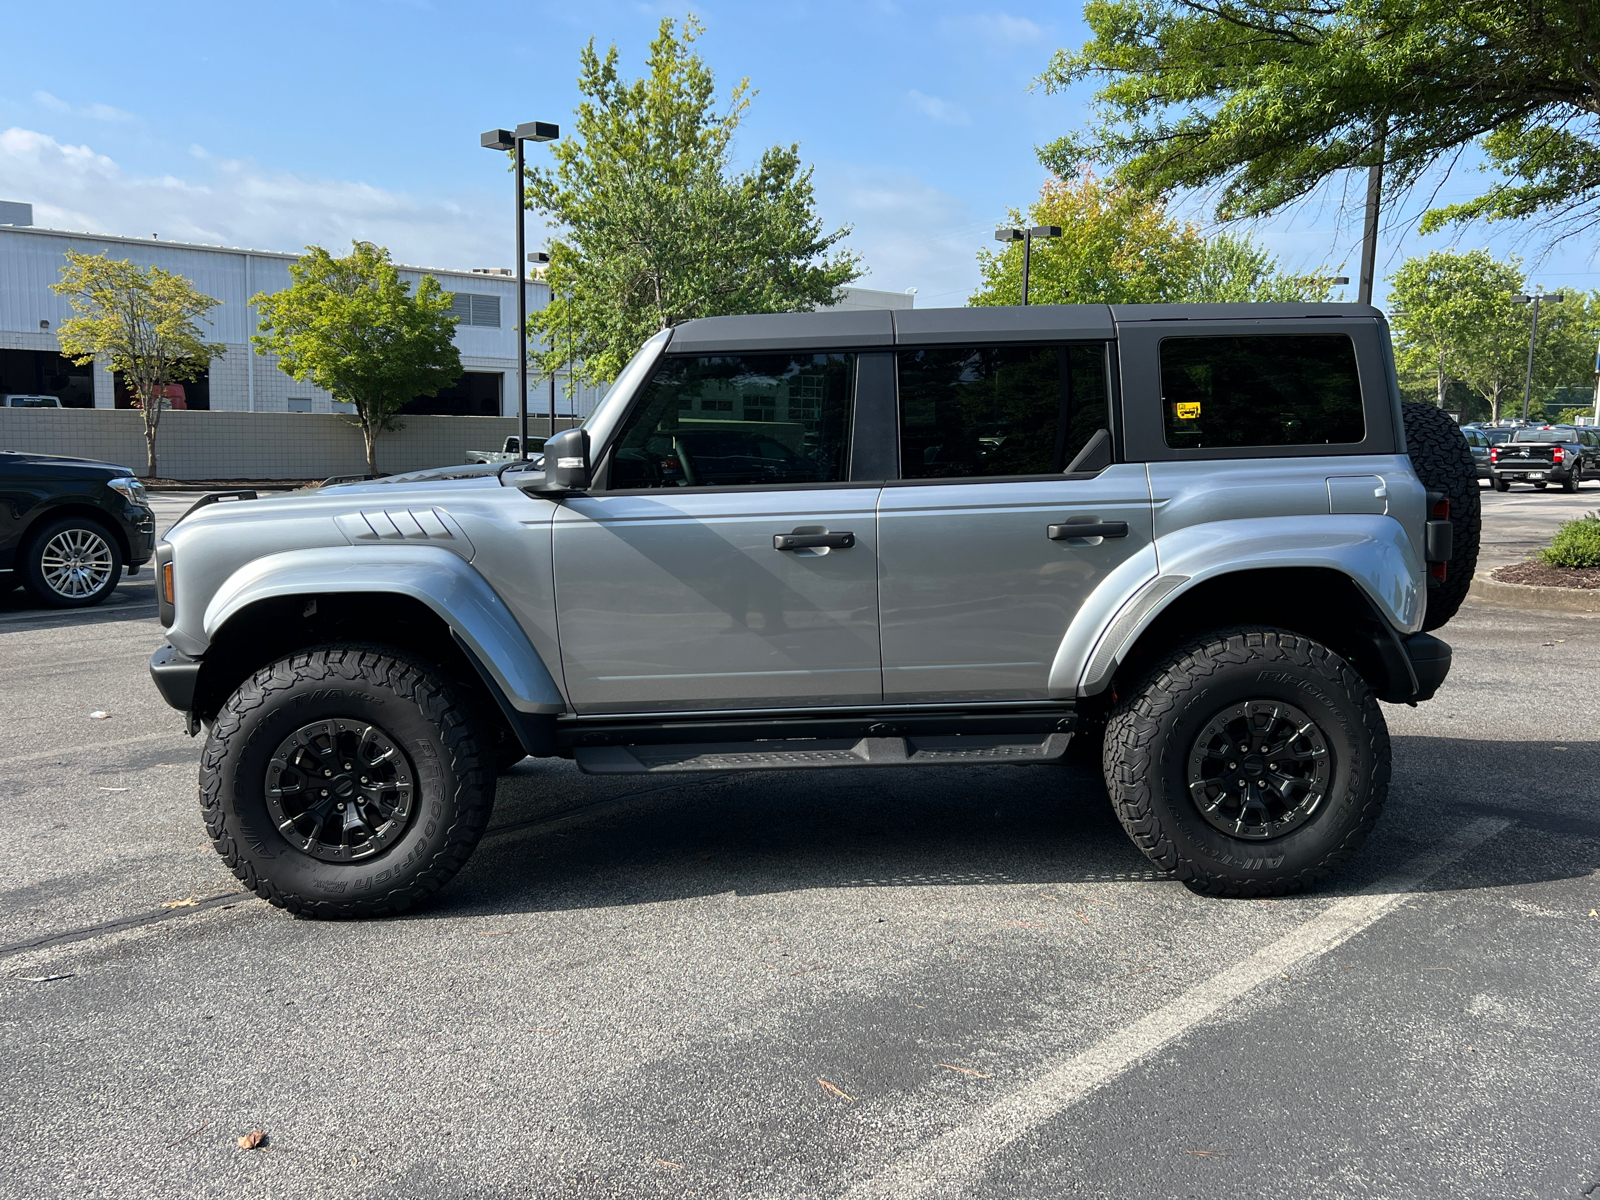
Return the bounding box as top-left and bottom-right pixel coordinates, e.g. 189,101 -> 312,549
573,733 -> 1072,775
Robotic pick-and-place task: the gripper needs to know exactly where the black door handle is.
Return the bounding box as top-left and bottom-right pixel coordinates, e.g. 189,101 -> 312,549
1048,521 -> 1129,541
774,531 -> 856,550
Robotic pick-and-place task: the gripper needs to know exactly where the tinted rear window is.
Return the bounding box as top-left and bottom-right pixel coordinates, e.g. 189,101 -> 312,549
1512,427 -> 1576,442
897,343 -> 1110,479
1161,335 -> 1364,449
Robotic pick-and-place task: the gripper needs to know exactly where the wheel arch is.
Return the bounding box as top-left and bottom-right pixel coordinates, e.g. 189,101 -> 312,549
193,590 -> 559,756
19,503 -> 131,565
1087,566 -> 1419,707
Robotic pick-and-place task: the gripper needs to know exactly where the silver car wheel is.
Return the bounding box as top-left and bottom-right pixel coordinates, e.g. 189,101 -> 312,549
39,527 -> 114,598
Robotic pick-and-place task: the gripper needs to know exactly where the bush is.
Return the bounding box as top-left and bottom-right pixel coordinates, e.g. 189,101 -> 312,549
1540,512 -> 1600,568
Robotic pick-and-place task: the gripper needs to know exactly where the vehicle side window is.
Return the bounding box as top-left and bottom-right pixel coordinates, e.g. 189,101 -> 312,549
606,353 -> 855,489
1160,335 -> 1364,449
896,343 -> 1110,479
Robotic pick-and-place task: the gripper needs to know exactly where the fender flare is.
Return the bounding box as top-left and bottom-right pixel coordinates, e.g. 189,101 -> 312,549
1052,516 -> 1424,696
203,545 -> 564,714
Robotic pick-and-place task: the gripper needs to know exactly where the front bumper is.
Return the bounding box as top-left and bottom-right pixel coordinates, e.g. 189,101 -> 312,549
149,643 -> 201,712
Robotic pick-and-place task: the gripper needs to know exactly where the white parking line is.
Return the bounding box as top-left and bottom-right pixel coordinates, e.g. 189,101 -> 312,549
844,816 -> 1512,1200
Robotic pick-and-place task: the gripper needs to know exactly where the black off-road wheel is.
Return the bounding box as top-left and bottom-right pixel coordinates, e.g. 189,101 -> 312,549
199,645 -> 496,918
1402,402 -> 1479,631
1104,627 -> 1390,897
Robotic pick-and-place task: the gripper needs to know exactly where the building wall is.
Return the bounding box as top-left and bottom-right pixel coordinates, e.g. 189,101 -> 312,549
0,408 -> 581,480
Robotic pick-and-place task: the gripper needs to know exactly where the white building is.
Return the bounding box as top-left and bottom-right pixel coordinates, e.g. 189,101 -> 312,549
0,206 -> 913,420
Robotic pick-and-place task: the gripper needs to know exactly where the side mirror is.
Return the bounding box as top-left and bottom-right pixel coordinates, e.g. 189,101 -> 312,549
536,427 -> 590,492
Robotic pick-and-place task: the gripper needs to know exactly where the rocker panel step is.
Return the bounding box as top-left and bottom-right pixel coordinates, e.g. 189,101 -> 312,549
573,733 -> 1072,775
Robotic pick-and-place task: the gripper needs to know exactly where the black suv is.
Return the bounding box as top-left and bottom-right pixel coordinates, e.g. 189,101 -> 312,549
0,451 -> 156,607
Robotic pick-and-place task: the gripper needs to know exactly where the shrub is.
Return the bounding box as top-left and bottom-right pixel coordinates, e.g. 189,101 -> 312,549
1540,512 -> 1600,568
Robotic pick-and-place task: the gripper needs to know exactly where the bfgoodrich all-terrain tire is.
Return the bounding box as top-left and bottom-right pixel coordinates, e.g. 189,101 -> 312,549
1104,627 -> 1390,897
199,646 -> 495,918
1403,402 -> 1480,630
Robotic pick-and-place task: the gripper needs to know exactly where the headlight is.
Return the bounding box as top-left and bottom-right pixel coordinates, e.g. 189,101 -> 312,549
108,476 -> 150,507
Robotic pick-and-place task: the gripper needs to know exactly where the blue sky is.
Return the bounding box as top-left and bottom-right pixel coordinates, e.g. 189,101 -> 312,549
2,0 -> 1594,309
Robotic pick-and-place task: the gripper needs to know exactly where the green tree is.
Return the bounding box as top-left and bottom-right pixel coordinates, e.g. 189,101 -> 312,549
970,173 -> 1330,306
1036,1 -> 1600,240
525,16 -> 861,386
51,250 -> 224,478
252,242 -> 461,477
1386,250 -> 1517,410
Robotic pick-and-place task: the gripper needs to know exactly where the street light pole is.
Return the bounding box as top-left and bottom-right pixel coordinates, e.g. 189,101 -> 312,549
481,121 -> 558,461
995,225 -> 1063,306
1512,291 -> 1564,420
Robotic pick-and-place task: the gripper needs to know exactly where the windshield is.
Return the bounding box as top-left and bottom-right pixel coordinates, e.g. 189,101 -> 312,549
1512,427 -> 1577,442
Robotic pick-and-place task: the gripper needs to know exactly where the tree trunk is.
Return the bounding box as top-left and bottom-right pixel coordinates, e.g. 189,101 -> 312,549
145,423 -> 158,478
364,423 -> 378,477
1435,352 -> 1447,408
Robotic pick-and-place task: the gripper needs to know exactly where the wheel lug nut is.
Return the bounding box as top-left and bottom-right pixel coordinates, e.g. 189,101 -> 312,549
1268,763 -> 1277,770
1228,762 -> 1237,769
323,769 -> 332,777
336,802 -> 345,811
343,763 -> 352,770
321,789 -> 329,797
360,776 -> 368,784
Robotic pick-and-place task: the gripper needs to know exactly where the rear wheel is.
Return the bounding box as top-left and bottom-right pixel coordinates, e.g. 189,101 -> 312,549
1534,481 -> 1548,490
199,645 -> 496,918
1491,476 -> 1510,492
20,517 -> 122,608
1104,627 -> 1389,897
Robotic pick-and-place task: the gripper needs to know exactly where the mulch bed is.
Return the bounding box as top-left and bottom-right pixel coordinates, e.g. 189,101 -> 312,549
1492,561 -> 1600,590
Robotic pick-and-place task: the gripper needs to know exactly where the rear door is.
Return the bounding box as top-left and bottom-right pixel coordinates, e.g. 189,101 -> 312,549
877,342 -> 1154,703
553,349 -> 884,714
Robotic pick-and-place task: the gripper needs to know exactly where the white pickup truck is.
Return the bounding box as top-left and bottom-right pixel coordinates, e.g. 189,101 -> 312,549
463,435 -> 545,465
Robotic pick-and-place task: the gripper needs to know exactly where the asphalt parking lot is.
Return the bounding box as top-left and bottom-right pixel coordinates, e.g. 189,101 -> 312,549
1,485 -> 1596,1199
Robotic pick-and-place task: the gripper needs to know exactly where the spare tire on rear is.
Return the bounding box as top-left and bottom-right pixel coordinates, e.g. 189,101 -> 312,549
1403,402 -> 1480,631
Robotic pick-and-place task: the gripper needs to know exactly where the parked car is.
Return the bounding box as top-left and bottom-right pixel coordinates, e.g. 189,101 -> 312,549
0,451 -> 156,606
5,394 -> 61,408
1489,425 -> 1597,491
147,302 -> 1476,917
1461,426 -> 1493,478
465,435 -> 546,465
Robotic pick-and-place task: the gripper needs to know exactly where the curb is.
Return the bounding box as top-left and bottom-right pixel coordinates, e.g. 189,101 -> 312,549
1468,573 -> 1600,614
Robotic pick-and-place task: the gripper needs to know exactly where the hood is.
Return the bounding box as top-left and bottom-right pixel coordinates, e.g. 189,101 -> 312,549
0,450 -> 134,476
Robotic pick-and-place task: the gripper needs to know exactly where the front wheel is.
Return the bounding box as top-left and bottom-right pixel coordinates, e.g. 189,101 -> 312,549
1104,627 -> 1390,897
21,517 -> 122,608
1564,468 -> 1580,493
199,646 -> 496,918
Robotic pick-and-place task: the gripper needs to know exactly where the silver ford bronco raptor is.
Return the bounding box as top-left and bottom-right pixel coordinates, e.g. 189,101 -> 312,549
147,303 -> 1478,917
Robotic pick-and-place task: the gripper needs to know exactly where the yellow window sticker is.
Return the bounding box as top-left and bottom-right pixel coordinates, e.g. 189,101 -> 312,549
1175,402 -> 1201,420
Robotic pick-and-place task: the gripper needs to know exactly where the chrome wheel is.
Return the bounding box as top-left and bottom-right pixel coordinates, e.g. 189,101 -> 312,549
264,719 -> 416,863
39,527 -> 114,598
1186,700 -> 1332,840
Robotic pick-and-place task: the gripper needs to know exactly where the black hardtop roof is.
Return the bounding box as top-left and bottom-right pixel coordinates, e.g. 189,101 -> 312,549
666,302 -> 1385,353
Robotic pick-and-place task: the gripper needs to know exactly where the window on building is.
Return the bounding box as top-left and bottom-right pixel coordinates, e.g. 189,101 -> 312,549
448,292 -> 502,328
1161,335 -> 1364,449
399,371 -> 503,416
112,368 -> 210,410
286,397 -> 313,413
608,353 -> 855,489
897,344 -> 1111,479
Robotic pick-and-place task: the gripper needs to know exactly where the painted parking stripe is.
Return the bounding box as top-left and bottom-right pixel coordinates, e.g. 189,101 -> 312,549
844,816 -> 1512,1200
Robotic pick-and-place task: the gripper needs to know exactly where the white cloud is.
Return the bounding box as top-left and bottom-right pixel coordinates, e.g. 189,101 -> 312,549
905,90 -> 971,127
33,91 -> 135,122
818,164 -> 989,304
0,127 -> 538,272
940,13 -> 1044,47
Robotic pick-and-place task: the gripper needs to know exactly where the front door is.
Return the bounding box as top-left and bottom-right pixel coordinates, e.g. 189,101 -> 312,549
554,349 -> 882,714
877,342 -> 1154,703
